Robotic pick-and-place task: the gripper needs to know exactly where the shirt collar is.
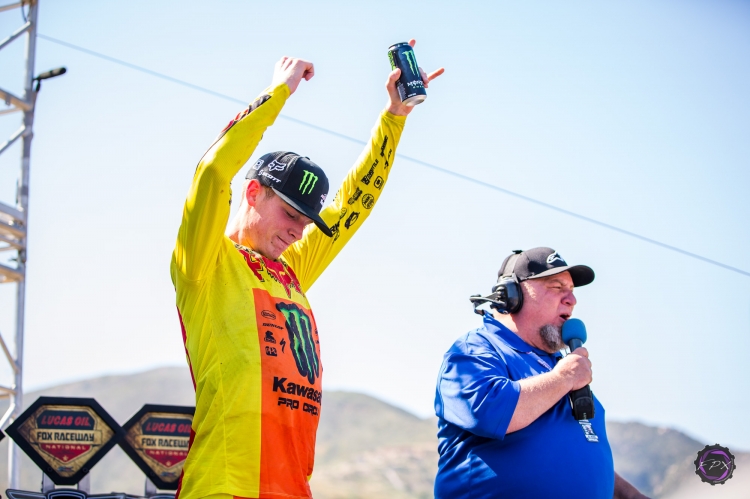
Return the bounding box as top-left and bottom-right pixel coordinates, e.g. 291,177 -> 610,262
482,313 -> 561,359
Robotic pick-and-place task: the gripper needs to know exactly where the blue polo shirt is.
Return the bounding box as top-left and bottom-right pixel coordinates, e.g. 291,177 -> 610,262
434,315 -> 614,499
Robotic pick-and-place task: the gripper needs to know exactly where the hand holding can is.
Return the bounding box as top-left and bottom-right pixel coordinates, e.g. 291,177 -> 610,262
384,39 -> 444,116
388,42 -> 428,106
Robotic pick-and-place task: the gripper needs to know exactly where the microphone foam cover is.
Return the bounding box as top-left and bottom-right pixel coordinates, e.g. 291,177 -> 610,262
562,318 -> 587,344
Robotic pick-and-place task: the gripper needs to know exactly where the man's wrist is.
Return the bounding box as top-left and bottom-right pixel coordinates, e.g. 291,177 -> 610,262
549,365 -> 573,393
269,82 -> 291,98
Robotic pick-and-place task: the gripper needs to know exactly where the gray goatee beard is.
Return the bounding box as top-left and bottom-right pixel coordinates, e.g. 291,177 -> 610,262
539,324 -> 564,352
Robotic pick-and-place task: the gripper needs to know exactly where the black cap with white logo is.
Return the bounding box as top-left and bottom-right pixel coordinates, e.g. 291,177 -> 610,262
246,151 -> 332,237
498,247 -> 595,287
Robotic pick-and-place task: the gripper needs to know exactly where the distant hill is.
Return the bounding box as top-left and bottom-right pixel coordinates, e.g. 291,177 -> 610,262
0,367 -> 746,498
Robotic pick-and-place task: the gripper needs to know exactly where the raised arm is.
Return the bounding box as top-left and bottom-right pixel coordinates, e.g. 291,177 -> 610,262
283,40 -> 444,290
172,58 -> 314,282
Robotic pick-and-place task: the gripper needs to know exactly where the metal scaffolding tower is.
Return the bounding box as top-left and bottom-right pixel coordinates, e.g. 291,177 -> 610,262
0,0 -> 63,488
0,0 -> 38,489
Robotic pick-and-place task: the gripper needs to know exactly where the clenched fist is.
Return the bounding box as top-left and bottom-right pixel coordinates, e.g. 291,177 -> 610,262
271,57 -> 315,96
554,347 -> 593,391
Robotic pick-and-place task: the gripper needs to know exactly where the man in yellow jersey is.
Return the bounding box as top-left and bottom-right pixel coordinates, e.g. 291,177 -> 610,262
171,42 -> 442,499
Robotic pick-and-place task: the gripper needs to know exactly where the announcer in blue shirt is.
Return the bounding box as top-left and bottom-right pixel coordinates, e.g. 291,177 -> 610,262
434,247 -> 649,499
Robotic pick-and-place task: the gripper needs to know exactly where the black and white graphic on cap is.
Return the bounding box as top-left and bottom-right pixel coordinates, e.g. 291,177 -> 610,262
267,159 -> 288,172
547,251 -> 565,264
259,171 -> 282,184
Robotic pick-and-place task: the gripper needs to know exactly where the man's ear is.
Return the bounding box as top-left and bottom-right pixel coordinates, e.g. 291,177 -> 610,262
245,179 -> 262,207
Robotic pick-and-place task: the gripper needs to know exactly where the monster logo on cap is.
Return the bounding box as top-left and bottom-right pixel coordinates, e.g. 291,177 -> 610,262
299,170 -> 318,195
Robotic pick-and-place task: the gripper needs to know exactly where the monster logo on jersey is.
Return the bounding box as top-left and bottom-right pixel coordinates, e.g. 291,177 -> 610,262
276,303 -> 320,385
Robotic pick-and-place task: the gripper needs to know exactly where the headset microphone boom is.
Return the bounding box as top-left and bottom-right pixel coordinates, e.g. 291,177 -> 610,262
561,318 -> 596,420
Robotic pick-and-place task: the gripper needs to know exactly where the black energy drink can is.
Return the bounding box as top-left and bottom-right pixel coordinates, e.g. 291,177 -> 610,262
387,42 -> 426,106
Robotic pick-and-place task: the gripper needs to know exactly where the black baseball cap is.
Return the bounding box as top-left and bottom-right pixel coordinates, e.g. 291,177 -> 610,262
246,151 -> 332,237
498,247 -> 595,287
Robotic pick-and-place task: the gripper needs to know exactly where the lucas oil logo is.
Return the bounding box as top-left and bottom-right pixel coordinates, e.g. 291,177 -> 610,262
34,410 -> 97,462
137,416 -> 191,467
10,404 -> 117,479
121,409 -> 194,487
276,302 -> 320,385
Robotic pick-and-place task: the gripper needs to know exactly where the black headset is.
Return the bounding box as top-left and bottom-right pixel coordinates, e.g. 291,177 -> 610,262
469,250 -> 524,316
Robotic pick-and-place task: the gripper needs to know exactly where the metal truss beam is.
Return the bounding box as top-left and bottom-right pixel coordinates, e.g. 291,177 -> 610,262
0,20 -> 30,51
0,88 -> 32,112
0,0 -> 38,489
0,3 -> 23,14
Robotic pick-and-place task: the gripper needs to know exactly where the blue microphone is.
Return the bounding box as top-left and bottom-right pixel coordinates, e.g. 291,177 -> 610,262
561,318 -> 595,421
562,318 -> 587,351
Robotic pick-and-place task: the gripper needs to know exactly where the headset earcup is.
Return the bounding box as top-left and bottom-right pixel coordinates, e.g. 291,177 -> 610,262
504,279 -> 522,314
491,277 -> 523,314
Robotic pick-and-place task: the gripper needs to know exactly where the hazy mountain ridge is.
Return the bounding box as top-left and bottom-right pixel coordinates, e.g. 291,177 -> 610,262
0,367 -> 745,498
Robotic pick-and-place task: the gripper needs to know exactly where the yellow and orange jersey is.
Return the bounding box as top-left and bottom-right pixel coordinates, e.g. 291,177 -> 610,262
170,82 -> 405,499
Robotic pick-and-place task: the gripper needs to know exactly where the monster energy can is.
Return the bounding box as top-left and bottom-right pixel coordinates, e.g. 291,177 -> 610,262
387,42 -> 426,106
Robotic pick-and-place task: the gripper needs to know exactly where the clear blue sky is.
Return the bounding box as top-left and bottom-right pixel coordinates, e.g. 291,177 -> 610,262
1,0 -> 749,450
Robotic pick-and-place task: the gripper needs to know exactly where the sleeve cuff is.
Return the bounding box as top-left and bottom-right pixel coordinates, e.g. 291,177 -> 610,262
492,379 -> 522,439
261,82 -> 291,103
382,110 -> 407,125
